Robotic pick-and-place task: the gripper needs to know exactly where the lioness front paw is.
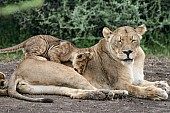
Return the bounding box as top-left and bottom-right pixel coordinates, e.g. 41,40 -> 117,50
155,81 -> 170,94
145,86 -> 168,100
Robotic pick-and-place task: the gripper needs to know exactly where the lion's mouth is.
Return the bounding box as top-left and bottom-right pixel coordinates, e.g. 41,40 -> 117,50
123,58 -> 133,62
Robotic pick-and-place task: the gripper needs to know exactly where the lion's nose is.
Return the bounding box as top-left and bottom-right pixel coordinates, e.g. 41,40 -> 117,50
123,50 -> 133,56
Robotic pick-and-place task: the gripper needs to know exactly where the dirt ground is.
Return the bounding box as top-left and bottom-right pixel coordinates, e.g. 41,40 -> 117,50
0,56 -> 170,113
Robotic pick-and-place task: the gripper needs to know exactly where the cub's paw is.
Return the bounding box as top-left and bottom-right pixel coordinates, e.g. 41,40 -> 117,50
0,72 -> 8,89
155,81 -> 170,94
145,86 -> 168,100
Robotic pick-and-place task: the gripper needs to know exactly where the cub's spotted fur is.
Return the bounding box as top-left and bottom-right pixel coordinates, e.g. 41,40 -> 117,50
0,35 -> 92,74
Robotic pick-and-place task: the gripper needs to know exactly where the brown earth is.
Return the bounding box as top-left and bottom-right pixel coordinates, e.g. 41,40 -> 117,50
0,56 -> 170,113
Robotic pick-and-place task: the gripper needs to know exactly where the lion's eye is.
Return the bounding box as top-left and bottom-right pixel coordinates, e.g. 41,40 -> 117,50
131,36 -> 137,43
115,36 -> 122,46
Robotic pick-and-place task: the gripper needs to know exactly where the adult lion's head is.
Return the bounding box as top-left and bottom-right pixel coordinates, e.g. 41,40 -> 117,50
103,24 -> 146,65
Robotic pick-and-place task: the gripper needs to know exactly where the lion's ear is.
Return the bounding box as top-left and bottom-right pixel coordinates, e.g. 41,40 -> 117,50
102,27 -> 112,39
135,24 -> 147,36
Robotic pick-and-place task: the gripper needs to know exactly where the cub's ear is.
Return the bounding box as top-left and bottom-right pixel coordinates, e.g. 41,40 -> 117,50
102,27 -> 112,39
135,24 -> 147,36
0,72 -> 5,79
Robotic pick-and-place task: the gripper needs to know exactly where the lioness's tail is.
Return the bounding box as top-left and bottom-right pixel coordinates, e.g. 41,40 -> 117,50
8,73 -> 53,103
0,41 -> 25,53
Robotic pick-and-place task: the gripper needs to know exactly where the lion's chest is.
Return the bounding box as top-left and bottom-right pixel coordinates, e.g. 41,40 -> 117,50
127,65 -> 144,85
132,66 -> 144,85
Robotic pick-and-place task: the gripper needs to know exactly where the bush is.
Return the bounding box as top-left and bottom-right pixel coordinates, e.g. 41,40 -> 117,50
0,0 -> 170,54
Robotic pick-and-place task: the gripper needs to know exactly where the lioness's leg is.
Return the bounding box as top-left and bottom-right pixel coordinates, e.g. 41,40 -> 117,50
139,80 -> 170,94
117,80 -> 168,100
17,83 -> 116,100
132,47 -> 170,95
17,81 -> 128,100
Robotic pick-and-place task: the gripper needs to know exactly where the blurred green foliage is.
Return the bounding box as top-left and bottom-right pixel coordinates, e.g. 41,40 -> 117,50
0,0 -> 44,16
0,0 -> 170,55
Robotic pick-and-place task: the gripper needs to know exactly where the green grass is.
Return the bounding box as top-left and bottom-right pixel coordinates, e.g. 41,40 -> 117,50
0,51 -> 23,63
142,46 -> 170,56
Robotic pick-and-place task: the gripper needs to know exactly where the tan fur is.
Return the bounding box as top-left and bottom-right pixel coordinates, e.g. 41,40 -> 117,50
0,35 -> 75,62
4,57 -> 127,102
0,35 -> 91,74
1,24 -> 169,102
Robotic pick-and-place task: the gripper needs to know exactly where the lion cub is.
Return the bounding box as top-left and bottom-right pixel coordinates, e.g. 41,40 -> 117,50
0,35 -> 92,74
72,51 -> 93,74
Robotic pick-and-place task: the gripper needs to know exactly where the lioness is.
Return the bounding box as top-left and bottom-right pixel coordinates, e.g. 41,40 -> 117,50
1,24 -> 170,102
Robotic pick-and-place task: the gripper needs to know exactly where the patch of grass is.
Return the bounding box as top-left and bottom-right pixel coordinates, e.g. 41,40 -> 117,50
0,51 -> 23,63
143,46 -> 170,56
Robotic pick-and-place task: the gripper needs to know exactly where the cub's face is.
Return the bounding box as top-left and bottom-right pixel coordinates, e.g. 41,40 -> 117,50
73,52 -> 93,74
103,24 -> 146,64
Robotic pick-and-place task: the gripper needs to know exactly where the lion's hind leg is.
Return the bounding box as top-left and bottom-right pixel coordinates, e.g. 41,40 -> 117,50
17,83 -> 128,100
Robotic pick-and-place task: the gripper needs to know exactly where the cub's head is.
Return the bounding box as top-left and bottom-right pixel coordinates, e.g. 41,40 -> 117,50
103,24 -> 146,65
73,52 -> 93,75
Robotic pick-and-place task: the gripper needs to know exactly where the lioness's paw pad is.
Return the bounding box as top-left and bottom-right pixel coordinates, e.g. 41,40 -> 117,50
146,86 -> 168,100
153,89 -> 168,100
155,81 -> 170,94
